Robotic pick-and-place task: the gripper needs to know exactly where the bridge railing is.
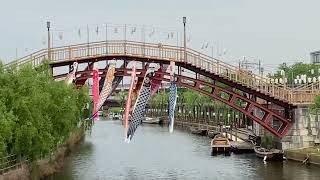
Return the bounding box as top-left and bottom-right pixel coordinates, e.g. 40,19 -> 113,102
183,46 -> 292,103
3,40 -> 320,105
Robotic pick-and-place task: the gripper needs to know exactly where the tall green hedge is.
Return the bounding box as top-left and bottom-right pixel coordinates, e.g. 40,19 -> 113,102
0,61 -> 90,160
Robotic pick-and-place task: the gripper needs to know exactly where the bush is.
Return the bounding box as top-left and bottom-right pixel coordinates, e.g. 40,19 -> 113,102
261,134 -> 274,149
0,61 -> 90,160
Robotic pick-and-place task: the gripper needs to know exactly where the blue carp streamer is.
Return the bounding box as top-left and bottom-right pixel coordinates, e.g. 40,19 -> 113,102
168,81 -> 177,133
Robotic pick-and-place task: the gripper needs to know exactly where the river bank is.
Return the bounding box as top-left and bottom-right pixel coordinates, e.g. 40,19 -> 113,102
0,128 -> 86,180
176,120 -> 320,166
285,147 -> 320,166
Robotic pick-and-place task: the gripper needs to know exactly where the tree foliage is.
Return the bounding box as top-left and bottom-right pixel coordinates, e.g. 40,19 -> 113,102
0,61 -> 90,160
271,62 -> 320,85
149,87 -> 232,114
312,95 -> 320,110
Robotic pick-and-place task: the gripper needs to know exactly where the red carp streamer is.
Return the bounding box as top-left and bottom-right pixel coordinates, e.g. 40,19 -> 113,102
124,63 -> 136,135
150,65 -> 168,96
92,68 -> 99,120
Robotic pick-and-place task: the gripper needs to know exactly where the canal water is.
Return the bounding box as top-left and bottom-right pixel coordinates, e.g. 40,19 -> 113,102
47,120 -> 320,180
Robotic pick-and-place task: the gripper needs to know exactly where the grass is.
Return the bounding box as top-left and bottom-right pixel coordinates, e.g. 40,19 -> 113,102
289,146 -> 320,156
108,107 -> 123,113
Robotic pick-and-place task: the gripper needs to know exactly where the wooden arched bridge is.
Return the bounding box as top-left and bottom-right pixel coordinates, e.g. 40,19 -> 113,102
4,40 -> 320,138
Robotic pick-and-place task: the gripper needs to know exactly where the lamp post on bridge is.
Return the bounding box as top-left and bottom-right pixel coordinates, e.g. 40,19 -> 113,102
181,17 -> 187,76
47,21 -> 51,60
183,17 -> 187,63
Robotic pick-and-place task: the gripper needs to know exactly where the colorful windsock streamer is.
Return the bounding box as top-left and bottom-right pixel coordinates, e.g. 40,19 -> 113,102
130,76 -> 144,113
88,71 -> 123,120
126,68 -> 155,142
100,63 -> 125,93
124,63 -> 137,135
150,65 -> 168,96
74,63 -> 94,87
65,62 -> 78,85
92,68 -> 100,120
96,65 -> 115,112
168,62 -> 177,133
110,76 -> 123,96
168,82 -> 177,133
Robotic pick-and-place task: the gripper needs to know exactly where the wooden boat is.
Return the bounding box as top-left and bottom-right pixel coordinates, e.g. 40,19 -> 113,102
211,134 -> 231,155
143,117 -> 161,124
190,127 -> 207,136
254,146 -> 284,161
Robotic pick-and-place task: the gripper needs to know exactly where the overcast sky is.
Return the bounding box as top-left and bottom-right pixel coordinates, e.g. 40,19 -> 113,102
1,0 -> 319,73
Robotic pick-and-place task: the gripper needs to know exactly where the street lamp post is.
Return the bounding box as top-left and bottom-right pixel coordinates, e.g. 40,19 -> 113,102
47,21 -> 51,60
178,17 -> 187,76
183,17 -> 187,63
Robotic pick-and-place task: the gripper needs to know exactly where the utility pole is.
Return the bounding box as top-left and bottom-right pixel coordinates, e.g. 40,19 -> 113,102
282,62 -> 287,89
141,25 -> 145,67
240,57 -> 262,74
47,21 -> 51,60
258,60 -> 264,76
258,60 -> 261,75
211,46 -> 214,60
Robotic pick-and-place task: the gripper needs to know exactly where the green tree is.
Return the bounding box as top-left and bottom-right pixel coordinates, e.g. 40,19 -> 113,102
0,61 -> 90,160
271,62 -> 320,86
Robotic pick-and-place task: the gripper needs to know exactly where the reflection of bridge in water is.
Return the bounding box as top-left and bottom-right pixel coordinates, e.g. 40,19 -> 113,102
4,40 -> 320,139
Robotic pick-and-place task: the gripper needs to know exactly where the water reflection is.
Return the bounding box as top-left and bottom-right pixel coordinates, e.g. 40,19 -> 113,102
48,120 -> 320,180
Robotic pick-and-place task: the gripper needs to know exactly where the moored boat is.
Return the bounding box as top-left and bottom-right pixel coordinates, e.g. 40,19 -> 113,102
254,146 -> 284,161
208,130 -> 220,138
190,127 -> 207,136
211,134 -> 231,155
143,117 -> 161,124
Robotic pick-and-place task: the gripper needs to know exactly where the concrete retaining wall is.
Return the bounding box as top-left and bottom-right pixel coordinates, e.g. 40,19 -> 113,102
0,128 -> 85,180
282,107 -> 320,150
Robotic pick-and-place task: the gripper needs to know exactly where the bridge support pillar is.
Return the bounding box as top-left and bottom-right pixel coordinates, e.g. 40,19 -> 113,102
281,106 -> 320,150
